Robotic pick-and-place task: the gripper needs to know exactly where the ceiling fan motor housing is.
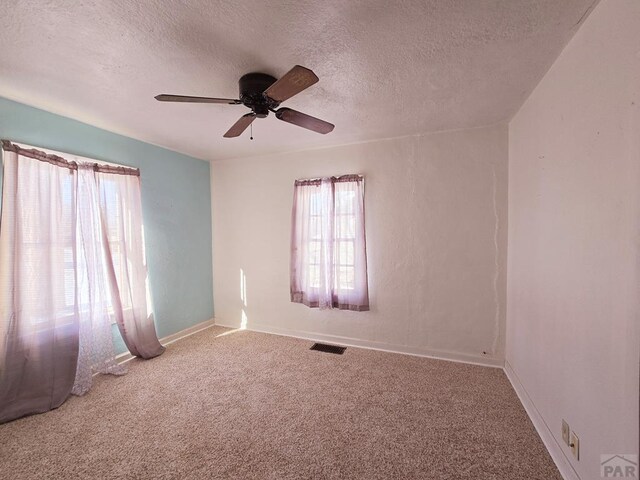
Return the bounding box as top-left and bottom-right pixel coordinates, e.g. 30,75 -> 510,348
239,73 -> 278,117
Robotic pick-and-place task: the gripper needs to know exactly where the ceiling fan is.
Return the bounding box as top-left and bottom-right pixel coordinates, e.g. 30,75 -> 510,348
155,65 -> 334,138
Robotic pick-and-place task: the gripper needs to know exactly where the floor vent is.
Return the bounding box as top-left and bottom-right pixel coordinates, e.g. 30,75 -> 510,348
310,343 -> 346,355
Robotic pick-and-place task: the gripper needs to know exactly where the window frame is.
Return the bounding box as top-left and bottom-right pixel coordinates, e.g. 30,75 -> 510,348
10,143 -> 137,325
290,174 -> 369,311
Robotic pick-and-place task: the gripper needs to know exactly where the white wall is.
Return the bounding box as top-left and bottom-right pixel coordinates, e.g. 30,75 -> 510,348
211,124 -> 508,365
507,0 -> 640,479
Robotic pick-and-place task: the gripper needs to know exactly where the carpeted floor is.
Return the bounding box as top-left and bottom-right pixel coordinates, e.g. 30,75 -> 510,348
0,326 -> 561,479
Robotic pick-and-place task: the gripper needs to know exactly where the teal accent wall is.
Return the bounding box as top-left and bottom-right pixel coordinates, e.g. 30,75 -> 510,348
0,97 -> 213,354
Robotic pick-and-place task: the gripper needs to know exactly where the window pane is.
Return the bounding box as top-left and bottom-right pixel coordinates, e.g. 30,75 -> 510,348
336,215 -> 356,239
335,190 -> 355,215
310,191 -> 322,215
337,266 -> 355,290
310,215 -> 322,240
308,240 -> 321,265
308,264 -> 320,288
110,243 -> 132,310
336,241 -> 354,266
64,247 -> 75,309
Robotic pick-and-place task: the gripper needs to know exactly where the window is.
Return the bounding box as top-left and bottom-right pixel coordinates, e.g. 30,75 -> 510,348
100,176 -> 134,314
4,147 -> 132,327
12,145 -> 134,322
290,175 -> 369,311
0,140 -> 163,416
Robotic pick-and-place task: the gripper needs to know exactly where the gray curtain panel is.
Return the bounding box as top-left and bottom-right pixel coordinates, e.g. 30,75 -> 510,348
0,150 -> 80,423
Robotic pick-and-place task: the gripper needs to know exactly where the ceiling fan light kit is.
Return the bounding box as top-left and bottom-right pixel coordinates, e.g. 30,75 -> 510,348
155,65 -> 334,139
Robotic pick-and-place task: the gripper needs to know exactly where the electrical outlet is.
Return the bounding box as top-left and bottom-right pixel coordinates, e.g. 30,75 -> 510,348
570,431 -> 580,460
562,420 -> 570,446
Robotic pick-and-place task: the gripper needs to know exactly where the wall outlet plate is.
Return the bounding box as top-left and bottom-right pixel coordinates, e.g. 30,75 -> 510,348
570,431 -> 580,460
562,420 -> 570,446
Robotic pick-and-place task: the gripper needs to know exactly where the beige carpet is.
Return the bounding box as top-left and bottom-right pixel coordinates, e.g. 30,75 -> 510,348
0,326 -> 561,479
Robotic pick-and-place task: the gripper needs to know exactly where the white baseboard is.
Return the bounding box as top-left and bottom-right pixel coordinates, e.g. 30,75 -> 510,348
504,360 -> 580,480
214,320 -> 504,368
115,318 -> 216,365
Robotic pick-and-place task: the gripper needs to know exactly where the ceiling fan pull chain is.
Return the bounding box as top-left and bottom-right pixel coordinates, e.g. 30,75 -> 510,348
250,122 -> 253,141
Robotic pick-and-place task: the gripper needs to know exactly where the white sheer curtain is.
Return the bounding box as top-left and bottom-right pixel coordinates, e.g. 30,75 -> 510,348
290,175 -> 369,311
0,142 -> 164,422
72,166 -> 126,396
0,150 -> 81,422
97,171 -> 164,359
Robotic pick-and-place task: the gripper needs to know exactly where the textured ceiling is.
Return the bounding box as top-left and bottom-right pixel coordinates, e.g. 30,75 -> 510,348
0,0 -> 595,161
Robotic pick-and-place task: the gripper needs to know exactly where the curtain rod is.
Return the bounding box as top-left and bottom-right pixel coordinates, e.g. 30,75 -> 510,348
295,174 -> 364,187
1,140 -> 140,177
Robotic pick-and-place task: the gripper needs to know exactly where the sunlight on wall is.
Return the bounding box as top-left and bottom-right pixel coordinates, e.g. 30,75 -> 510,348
490,164 -> 500,355
240,268 -> 248,329
145,275 -> 154,318
143,227 -> 156,321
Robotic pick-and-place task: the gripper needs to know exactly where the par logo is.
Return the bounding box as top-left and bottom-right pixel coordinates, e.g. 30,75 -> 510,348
601,454 -> 638,478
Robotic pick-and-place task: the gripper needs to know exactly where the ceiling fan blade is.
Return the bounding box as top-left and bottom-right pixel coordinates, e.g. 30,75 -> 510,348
264,65 -> 319,103
223,113 -> 256,138
275,108 -> 334,134
155,94 -> 241,104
